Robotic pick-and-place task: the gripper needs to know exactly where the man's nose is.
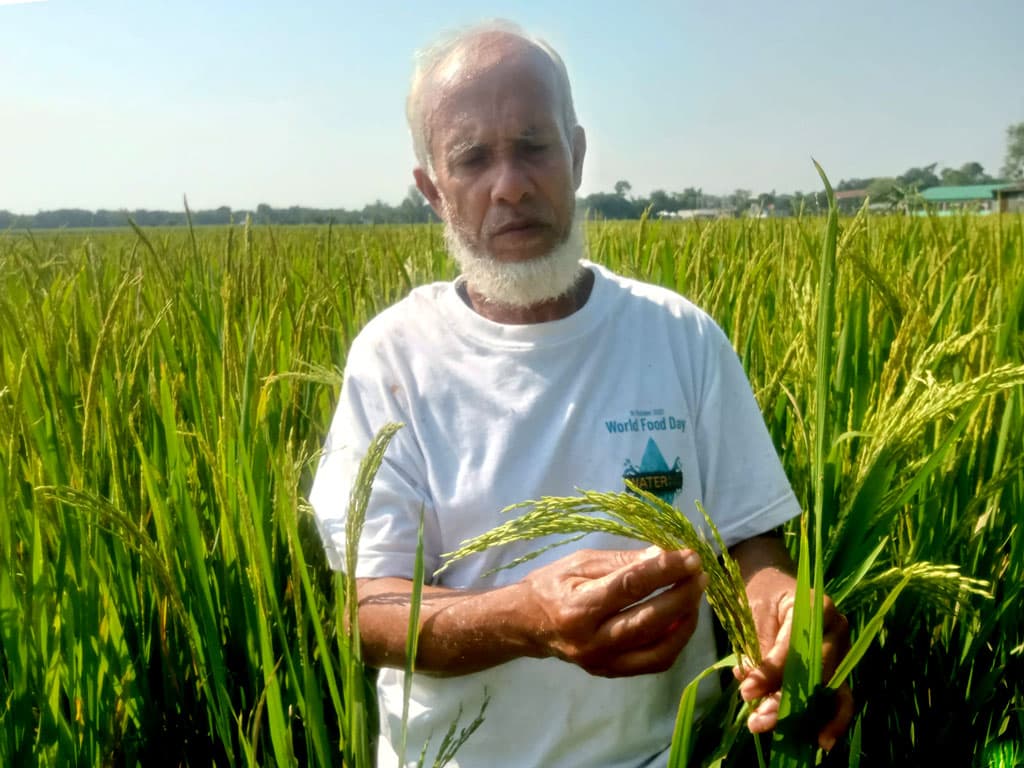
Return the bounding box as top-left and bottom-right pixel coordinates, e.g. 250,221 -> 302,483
490,158 -> 531,205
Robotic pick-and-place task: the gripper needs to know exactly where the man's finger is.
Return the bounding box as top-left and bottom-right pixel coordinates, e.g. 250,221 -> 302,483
821,609 -> 851,683
746,692 -> 780,734
596,573 -> 706,648
558,547 -> 685,580
592,547 -> 702,609
740,601 -> 793,702
556,548 -> 644,580
594,607 -> 700,677
818,683 -> 854,751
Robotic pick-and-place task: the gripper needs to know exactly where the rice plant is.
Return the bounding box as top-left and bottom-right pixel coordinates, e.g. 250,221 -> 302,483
1,206 -> 1021,765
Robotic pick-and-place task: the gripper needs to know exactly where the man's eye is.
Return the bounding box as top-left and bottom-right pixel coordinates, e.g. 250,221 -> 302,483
456,151 -> 486,168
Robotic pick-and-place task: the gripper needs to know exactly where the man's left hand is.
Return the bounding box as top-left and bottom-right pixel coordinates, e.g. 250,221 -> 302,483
729,536 -> 855,752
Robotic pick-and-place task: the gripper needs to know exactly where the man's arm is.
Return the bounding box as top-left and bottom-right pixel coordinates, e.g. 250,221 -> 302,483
728,534 -> 855,751
356,546 -> 708,678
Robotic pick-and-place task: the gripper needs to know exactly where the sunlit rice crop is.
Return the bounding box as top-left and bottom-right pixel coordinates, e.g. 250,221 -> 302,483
1,207 -> 1021,766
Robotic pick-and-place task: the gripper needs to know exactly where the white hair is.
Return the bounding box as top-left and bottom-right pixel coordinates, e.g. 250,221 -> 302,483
406,20 -> 578,177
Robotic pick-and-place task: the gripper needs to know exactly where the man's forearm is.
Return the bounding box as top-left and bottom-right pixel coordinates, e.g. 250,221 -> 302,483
356,577 -> 543,676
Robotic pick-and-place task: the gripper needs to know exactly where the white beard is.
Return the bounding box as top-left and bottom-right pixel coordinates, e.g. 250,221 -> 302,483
443,211 -> 586,308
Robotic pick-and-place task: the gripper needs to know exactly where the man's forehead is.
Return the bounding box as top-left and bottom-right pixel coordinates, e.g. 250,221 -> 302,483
427,47 -> 561,136
435,32 -> 548,84
428,35 -> 559,111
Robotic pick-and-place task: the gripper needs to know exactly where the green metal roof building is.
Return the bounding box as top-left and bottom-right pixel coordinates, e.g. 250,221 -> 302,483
919,183 -> 1024,213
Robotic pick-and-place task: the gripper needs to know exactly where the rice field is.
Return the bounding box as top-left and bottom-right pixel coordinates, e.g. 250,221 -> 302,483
1,209 -> 1022,767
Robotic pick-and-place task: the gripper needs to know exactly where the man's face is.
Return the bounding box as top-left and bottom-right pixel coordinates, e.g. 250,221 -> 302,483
415,43 -> 585,264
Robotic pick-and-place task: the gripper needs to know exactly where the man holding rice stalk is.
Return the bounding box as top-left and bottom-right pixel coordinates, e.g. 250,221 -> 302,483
311,20 -> 852,767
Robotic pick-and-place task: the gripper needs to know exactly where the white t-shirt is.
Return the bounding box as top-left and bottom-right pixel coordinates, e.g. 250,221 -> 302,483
310,261 -> 801,768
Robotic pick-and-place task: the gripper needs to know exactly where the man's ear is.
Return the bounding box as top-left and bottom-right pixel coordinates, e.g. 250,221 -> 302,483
414,168 -> 444,218
571,125 -> 587,190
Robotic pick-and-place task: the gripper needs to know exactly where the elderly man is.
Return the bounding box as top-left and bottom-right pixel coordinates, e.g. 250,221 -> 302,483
311,21 -> 852,767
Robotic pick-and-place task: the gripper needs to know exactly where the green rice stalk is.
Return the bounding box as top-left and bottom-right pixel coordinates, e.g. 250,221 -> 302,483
667,654 -> 740,768
399,509 -> 427,763
2,213 -> 1021,765
417,698 -> 490,768
840,561 -> 991,615
769,515 -> 817,768
343,420 -> 403,768
770,161 -> 837,768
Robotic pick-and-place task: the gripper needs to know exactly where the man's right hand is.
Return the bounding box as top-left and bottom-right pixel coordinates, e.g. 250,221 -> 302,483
522,546 -> 708,677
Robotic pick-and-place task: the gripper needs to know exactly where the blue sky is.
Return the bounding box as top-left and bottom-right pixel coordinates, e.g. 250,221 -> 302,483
1,0 -> 1021,213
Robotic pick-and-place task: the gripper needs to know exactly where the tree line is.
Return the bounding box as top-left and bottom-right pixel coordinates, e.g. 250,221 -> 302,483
586,121 -> 1024,219
4,124 -> 1022,229
0,193 -> 439,231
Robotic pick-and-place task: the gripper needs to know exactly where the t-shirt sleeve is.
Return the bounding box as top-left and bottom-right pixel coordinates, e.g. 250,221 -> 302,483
309,333 -> 441,579
694,324 -> 802,547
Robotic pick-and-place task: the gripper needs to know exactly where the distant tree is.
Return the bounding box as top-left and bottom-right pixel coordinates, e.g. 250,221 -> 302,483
774,194 -> 795,217
192,206 -> 232,226
673,187 -> 703,210
729,189 -> 752,214
360,200 -> 393,224
898,163 -> 940,191
1002,122 -> 1024,181
940,162 -> 993,186
93,210 -> 125,227
582,192 -> 639,219
889,184 -> 924,214
756,190 -> 775,210
865,177 -> 899,205
399,185 -> 436,223
32,209 -> 95,228
792,190 -> 827,214
701,192 -> 725,209
836,178 -> 875,192
613,180 -> 632,197
647,189 -> 674,215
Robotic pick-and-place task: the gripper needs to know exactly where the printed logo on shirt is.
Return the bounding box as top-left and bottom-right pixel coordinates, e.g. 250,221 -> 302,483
605,407 -> 686,435
623,437 -> 683,503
